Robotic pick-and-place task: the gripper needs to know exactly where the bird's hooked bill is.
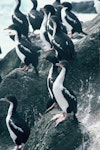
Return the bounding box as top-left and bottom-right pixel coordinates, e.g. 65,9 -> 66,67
4,27 -> 9,30
0,98 -> 6,101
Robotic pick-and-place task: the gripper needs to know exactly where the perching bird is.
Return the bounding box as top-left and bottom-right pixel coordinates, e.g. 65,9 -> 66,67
61,2 -> 87,38
40,5 -> 55,51
12,0 -> 29,41
0,95 -> 30,150
45,54 -> 59,112
28,0 -> 43,32
48,15 -> 75,61
52,60 -> 77,126
6,24 -> 40,75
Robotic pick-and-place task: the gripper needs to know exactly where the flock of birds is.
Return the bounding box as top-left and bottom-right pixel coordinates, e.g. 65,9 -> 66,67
0,0 -> 87,150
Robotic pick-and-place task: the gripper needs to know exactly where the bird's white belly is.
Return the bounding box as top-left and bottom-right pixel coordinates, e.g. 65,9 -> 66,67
16,46 -> 25,63
6,117 -> 17,143
53,84 -> 69,113
61,9 -> 72,34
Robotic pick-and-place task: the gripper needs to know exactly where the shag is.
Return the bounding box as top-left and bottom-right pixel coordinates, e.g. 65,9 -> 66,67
45,53 -> 59,112
40,5 -> 55,51
49,15 -> 75,61
6,24 -> 40,75
52,60 -> 77,126
0,95 -> 30,150
61,2 -> 87,38
12,0 -> 29,40
28,0 -> 43,32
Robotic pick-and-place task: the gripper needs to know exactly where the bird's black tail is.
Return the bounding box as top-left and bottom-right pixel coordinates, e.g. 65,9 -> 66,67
73,113 -> 78,124
81,31 -> 87,36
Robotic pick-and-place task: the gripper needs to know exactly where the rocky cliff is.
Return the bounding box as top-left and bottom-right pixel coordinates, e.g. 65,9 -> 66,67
0,15 -> 100,150
72,1 -> 96,13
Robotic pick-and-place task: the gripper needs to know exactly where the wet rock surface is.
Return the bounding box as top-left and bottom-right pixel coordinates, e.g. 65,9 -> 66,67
72,1 -> 96,13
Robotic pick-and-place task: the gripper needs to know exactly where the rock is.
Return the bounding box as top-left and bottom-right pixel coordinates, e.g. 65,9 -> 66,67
0,77 -> 1,82
72,1 -> 96,13
83,15 -> 100,34
0,49 -> 20,77
24,109 -> 89,150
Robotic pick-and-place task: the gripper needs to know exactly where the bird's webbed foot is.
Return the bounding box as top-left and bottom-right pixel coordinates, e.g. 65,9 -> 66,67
45,102 -> 57,113
51,113 -> 67,127
13,145 -> 24,150
16,65 -> 29,71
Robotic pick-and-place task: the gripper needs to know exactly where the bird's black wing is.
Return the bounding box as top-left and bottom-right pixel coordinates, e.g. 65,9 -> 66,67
28,10 -> 43,30
47,78 -> 54,99
62,87 -> 77,113
9,113 -> 30,143
21,38 -> 41,53
18,44 -> 32,57
65,11 -> 82,28
12,11 -> 28,27
44,32 -> 51,45
52,33 -> 75,60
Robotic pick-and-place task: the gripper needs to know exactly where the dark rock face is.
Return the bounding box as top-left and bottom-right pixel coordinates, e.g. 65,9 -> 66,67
72,1 -> 96,13
24,109 -> 89,150
84,15 -> 100,34
0,76 -> 2,83
0,49 -> 20,77
0,15 -> 100,150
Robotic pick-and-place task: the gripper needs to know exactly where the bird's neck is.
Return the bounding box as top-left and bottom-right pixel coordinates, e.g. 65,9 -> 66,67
47,12 -> 51,21
14,0 -> 21,12
32,1 -> 37,10
14,32 -> 20,44
41,12 -> 48,28
7,103 -> 16,118
61,7 -> 67,18
56,67 -> 66,85
49,64 -> 58,78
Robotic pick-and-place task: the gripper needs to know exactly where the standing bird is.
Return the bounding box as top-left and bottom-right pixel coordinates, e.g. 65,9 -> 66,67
0,95 -> 30,150
6,24 -> 40,75
28,0 -> 43,32
61,2 -> 87,38
52,60 -> 77,126
49,15 -> 75,61
12,0 -> 29,41
40,5 -> 55,51
45,54 -> 59,112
